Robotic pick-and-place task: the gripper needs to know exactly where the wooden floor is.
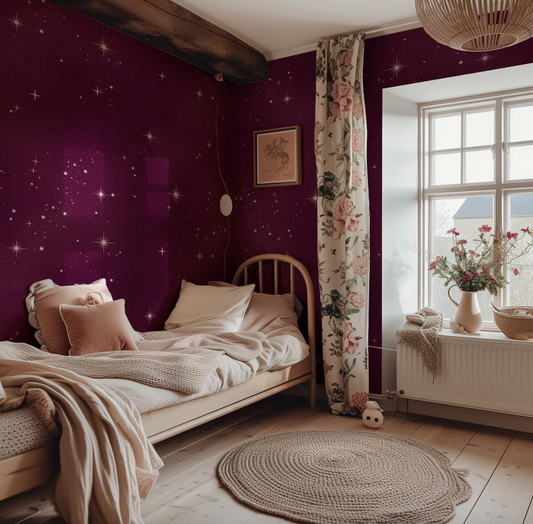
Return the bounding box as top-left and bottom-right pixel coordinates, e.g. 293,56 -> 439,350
2,395 -> 533,524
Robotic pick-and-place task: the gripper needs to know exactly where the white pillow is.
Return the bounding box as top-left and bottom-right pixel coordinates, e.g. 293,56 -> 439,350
164,280 -> 255,334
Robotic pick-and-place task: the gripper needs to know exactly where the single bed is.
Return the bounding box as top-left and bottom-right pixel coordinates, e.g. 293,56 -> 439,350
0,253 -> 316,502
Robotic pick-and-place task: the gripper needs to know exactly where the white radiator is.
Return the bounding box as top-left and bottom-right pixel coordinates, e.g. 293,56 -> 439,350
396,330 -> 533,417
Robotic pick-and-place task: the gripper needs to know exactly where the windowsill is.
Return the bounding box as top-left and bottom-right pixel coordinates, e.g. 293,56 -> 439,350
439,327 -> 533,345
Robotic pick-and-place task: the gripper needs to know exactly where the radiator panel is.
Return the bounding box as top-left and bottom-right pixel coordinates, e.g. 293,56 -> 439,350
397,335 -> 533,417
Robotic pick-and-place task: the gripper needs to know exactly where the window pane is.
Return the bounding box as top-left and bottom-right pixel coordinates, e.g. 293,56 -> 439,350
431,195 -> 494,323
433,153 -> 461,185
507,193 -> 533,306
509,104 -> 533,142
508,144 -> 533,181
465,149 -> 494,183
433,114 -> 461,150
465,110 -> 494,147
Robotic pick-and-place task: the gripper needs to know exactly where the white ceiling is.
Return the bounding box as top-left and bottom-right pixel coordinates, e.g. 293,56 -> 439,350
173,0 -> 420,60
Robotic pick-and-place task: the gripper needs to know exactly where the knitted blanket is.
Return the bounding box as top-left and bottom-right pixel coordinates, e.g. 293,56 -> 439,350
0,331 -> 266,395
396,308 -> 443,377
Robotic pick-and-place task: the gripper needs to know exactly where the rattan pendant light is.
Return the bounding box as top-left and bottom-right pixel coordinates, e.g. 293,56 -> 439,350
415,0 -> 533,51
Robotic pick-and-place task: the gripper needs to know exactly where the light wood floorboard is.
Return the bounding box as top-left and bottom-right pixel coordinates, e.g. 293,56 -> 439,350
2,395 -> 533,524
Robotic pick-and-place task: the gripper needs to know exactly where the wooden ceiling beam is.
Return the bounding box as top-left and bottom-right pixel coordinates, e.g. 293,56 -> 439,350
52,0 -> 268,84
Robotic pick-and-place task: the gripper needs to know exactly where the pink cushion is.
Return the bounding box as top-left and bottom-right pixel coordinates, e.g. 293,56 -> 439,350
34,282 -> 113,355
59,299 -> 137,356
208,282 -> 301,339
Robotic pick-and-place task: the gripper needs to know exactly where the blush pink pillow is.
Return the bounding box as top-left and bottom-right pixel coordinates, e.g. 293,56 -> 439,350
34,281 -> 113,355
59,299 -> 137,356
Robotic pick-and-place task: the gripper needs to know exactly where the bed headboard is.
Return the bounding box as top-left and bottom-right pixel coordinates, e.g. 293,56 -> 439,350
232,254 -> 316,384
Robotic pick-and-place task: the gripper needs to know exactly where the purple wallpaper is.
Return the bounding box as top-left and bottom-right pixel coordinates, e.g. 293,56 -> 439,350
1,0 -> 231,342
4,0 -> 533,393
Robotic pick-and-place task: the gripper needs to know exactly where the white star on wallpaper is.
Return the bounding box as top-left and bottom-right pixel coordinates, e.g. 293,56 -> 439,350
145,310 -> 154,322
94,233 -> 114,253
169,186 -> 183,203
29,89 -> 41,101
196,252 -> 203,260
159,71 -> 166,80
282,93 -> 293,105
95,38 -> 113,57
477,53 -> 492,65
158,247 -> 166,255
196,89 -> 203,99
206,142 -> 213,149
33,158 -> 38,165
6,240 -> 26,258
93,86 -> 102,96
94,187 -> 107,201
308,191 -> 318,205
145,130 -> 155,142
7,14 -> 25,31
387,60 -> 406,77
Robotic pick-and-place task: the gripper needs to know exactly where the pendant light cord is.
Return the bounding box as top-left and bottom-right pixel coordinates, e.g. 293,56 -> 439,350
215,76 -> 231,281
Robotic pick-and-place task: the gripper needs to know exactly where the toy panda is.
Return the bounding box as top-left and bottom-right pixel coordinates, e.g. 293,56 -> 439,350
362,400 -> 384,429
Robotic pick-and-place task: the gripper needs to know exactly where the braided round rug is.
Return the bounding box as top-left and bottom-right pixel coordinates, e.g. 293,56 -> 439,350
218,431 -> 471,524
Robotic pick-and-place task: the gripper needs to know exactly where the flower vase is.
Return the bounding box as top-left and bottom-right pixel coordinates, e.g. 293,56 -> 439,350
448,287 -> 483,333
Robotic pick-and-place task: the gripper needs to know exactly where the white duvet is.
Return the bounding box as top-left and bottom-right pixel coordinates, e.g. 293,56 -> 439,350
98,333 -> 309,414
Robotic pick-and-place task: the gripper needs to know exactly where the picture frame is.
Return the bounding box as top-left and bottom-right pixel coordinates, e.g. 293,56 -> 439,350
253,125 -> 302,187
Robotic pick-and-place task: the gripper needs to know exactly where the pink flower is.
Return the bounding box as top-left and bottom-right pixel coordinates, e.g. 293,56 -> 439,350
493,238 -> 499,243
352,129 -> 364,152
352,392 -> 369,412
329,79 -> 353,118
479,225 -> 492,233
351,255 -> 368,276
507,231 -> 518,239
344,48 -> 354,68
352,103 -> 363,120
323,361 -> 329,375
353,174 -> 362,187
460,271 -> 473,281
348,291 -> 364,309
458,250 -> 464,256
513,268 -> 519,276
521,228 -> 531,233
458,239 -> 467,245
447,228 -> 460,236
343,323 -> 359,354
333,195 -> 359,234
451,247 -> 455,253
428,260 -> 437,271
314,121 -> 321,148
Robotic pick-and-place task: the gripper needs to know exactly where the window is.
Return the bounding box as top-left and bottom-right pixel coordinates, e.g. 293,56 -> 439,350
420,91 -> 533,327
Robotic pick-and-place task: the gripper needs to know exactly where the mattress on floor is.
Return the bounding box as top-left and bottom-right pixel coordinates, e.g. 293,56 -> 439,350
0,333 -> 309,460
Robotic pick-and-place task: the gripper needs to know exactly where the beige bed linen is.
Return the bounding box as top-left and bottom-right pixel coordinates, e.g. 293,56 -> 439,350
0,360 -> 163,524
100,332 -> 310,415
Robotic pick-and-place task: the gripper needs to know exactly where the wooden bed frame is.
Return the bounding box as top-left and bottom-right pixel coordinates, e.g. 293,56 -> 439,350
0,254 -> 316,502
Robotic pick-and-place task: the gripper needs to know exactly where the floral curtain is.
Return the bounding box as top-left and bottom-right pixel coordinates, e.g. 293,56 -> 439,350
315,34 -> 369,416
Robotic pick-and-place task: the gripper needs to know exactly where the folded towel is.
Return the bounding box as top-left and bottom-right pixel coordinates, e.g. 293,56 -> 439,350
396,307 -> 443,377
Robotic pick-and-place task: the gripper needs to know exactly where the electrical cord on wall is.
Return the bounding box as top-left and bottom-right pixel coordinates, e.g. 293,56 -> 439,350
214,73 -> 231,281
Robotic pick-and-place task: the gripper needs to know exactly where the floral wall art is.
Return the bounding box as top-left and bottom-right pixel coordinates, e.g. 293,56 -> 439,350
1,0 -> 231,343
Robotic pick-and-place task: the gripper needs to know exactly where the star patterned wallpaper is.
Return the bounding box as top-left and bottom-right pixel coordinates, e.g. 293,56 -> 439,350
4,0 -> 533,393
1,0 -> 232,342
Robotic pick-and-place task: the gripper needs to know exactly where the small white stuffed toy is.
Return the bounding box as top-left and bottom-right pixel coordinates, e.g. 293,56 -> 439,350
362,400 -> 384,429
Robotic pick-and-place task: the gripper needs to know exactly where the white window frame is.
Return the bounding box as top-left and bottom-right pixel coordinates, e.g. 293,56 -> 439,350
419,88 -> 533,329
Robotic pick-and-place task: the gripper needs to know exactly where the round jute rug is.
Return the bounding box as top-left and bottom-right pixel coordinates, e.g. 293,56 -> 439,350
218,430 -> 471,524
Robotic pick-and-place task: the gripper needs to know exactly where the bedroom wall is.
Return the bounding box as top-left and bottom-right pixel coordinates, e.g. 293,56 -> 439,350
1,0 -> 231,343
224,30 -> 533,394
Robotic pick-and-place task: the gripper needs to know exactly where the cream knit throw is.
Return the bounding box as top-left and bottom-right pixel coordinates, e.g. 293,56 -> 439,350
0,331 -> 265,395
218,431 -> 471,524
396,307 -> 443,377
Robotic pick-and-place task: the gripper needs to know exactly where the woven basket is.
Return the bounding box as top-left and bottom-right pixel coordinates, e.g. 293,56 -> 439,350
492,304 -> 533,341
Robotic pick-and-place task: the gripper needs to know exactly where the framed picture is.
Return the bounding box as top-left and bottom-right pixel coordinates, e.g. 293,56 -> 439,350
254,126 -> 302,187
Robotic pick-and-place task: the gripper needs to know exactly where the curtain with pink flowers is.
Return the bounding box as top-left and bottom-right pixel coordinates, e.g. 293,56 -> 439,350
315,34 -> 369,416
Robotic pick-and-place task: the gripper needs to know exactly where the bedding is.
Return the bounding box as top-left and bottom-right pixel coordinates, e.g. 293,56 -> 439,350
0,331 -> 265,395
26,278 -> 142,354
0,360 -> 163,524
164,280 -> 255,333
60,299 -> 138,355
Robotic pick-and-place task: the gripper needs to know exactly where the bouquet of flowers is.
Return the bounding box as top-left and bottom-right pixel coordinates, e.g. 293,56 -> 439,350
428,225 -> 533,295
